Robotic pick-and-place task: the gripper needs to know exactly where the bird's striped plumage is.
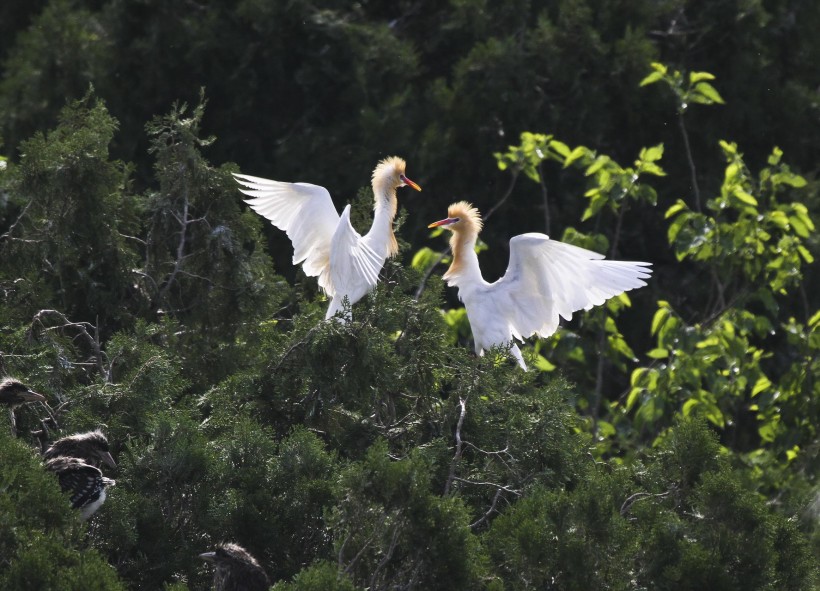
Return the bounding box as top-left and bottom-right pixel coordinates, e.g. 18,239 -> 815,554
45,456 -> 116,520
200,543 -> 270,591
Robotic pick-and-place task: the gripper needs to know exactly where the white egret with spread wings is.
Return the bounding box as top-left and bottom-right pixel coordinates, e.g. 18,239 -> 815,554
234,157 -> 421,321
429,201 -> 652,369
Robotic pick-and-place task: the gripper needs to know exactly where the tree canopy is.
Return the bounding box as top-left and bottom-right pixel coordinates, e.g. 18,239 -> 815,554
0,1 -> 818,589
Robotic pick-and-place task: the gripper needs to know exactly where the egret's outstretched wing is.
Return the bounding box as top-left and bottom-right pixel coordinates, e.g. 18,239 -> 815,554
493,233 -> 652,341
329,205 -> 384,302
233,173 -> 340,294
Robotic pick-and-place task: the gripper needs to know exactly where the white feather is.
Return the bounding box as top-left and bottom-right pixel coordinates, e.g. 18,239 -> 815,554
437,207 -> 652,370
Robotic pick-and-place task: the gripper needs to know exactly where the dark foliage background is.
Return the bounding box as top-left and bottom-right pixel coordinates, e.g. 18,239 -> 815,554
0,1 -> 817,589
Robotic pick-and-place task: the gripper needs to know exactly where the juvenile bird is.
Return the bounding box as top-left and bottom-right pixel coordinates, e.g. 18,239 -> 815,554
45,456 -> 116,520
200,543 -> 271,591
0,377 -> 46,436
43,429 -> 117,469
429,201 -> 652,369
234,156 -> 422,321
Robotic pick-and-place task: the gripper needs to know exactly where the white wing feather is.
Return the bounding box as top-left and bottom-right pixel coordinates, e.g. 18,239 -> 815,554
233,173 -> 340,295
330,205 -> 384,303
493,233 -> 652,341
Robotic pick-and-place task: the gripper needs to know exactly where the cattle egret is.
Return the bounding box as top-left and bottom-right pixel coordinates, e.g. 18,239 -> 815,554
234,157 -> 422,320
429,202 -> 652,369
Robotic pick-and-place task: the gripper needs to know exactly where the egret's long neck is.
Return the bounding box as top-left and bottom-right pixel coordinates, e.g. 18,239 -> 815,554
444,229 -> 482,287
366,181 -> 399,258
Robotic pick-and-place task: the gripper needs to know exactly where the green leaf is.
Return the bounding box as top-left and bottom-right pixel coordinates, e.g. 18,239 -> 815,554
534,354 -> 556,372
751,375 -> 772,397
665,199 -> 688,219
626,386 -> 642,411
771,172 -> 807,188
651,306 -> 670,336
692,81 -> 725,104
584,154 -> 610,176
797,245 -> 814,264
647,348 -> 669,359
549,139 -> 571,157
732,187 -> 758,207
639,71 -> 664,87
564,146 -> 588,168
689,71 -> 716,84
639,143 -> 664,163
411,247 -> 439,271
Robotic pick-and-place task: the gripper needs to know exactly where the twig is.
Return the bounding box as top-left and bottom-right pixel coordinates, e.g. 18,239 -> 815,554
538,162 -> 551,234
470,489 -> 504,530
444,397 -> 467,495
451,476 -> 521,495
0,200 -> 33,242
157,176 -> 191,307
620,488 -> 674,516
483,169 -> 520,223
30,310 -> 108,379
678,112 -> 701,212
369,523 -> 401,589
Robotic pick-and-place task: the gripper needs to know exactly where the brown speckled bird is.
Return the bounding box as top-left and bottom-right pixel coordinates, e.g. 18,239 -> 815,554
45,456 -> 116,520
43,429 -> 117,469
0,377 -> 46,436
200,543 -> 271,591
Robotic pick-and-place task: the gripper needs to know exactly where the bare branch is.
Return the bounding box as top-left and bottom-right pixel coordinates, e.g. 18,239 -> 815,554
451,476 -> 521,495
30,309 -> 108,380
444,397 -> 467,495
0,199 -> 33,243
620,488 -> 675,516
470,489 -> 503,530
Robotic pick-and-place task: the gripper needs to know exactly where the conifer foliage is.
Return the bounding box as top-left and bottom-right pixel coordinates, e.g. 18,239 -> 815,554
1,2 -> 819,590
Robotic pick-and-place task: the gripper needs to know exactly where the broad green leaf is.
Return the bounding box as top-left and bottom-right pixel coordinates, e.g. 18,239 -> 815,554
639,71 -> 664,87
732,187 -> 758,206
534,354 -> 556,372
771,172 -> 807,188
625,386 -> 642,411
689,71 -> 716,83
719,140 -> 737,155
564,146 -> 588,168
651,306 -> 670,336
693,81 -> 725,104
585,154 -> 610,176
665,199 -> 688,219
797,245 -> 814,264
639,143 -> 664,163
549,139 -> 571,157
411,247 -> 439,271
751,375 -> 772,397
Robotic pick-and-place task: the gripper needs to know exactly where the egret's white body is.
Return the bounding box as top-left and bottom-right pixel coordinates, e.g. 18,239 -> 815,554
234,157 -> 421,320
430,202 -> 652,369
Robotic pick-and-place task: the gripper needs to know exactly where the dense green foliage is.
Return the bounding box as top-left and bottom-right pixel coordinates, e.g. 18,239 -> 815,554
1,1 -> 818,589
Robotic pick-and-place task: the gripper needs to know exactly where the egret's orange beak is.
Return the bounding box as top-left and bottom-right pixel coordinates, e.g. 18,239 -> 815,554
428,217 -> 459,228
400,174 -> 422,192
